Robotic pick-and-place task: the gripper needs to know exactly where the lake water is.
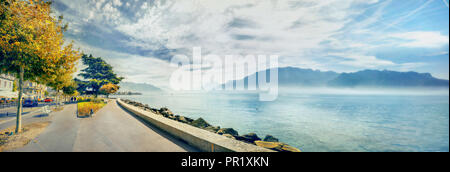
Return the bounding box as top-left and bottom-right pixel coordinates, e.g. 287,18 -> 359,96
113,89 -> 449,152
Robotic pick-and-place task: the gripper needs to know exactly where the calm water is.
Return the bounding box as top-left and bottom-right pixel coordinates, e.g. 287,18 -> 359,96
114,90 -> 449,152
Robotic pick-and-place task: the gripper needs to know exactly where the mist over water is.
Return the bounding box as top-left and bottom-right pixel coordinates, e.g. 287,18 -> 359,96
114,87 -> 449,152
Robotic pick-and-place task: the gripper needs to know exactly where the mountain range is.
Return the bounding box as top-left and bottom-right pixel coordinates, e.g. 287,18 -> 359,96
227,67 -> 449,88
122,67 -> 449,92
119,82 -> 162,92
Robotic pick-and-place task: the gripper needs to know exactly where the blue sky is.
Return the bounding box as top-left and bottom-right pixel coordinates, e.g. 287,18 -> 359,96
52,0 -> 449,87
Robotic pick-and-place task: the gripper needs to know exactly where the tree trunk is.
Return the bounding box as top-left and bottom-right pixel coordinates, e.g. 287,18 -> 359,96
15,66 -> 24,133
57,91 -> 61,107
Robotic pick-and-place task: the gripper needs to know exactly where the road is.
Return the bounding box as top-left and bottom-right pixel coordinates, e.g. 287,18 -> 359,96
10,100 -> 197,152
0,106 -> 51,130
0,102 -> 58,124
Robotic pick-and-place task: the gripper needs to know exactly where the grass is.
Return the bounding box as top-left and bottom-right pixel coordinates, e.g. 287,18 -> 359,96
0,122 -> 51,152
77,102 -> 106,117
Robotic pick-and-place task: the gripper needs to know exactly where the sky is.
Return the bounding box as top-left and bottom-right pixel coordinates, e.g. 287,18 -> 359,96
52,0 -> 450,88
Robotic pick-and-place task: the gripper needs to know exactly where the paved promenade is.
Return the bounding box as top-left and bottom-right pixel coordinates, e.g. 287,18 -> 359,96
10,100 -> 197,152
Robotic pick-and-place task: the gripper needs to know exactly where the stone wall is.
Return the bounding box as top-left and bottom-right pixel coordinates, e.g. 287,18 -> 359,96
117,99 -> 275,152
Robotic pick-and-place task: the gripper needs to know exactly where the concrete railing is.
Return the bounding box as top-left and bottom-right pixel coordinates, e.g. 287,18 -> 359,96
117,99 -> 275,152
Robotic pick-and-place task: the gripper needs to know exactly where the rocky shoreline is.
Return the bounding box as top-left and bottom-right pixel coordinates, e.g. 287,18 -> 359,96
122,99 -> 301,152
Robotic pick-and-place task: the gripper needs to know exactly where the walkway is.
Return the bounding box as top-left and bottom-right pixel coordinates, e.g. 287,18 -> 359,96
10,100 -> 197,152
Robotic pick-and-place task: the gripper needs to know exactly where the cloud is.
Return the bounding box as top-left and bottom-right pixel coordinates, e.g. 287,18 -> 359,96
114,0 -> 380,61
328,52 -> 395,68
53,0 -> 449,86
390,31 -> 449,48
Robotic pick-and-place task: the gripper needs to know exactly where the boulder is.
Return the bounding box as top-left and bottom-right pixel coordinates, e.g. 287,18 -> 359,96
263,135 -> 279,142
177,116 -> 189,123
254,141 -> 283,150
168,115 -> 176,120
217,128 -> 239,136
254,141 -> 301,152
204,126 -> 220,133
160,107 -> 174,117
177,116 -> 194,124
222,134 -> 235,139
236,133 -> 261,144
280,144 -> 301,152
184,117 -> 194,123
191,118 -> 211,128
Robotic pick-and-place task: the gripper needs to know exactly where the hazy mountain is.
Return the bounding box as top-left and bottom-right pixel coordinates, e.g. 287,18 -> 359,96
119,82 -> 162,92
277,67 -> 339,86
328,70 -> 449,87
227,67 -> 449,88
225,67 -> 339,88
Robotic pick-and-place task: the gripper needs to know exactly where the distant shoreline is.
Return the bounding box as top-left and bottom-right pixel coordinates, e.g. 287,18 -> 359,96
114,91 -> 143,96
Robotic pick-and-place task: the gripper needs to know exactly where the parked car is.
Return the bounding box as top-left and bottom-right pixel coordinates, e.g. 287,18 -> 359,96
44,98 -> 54,103
23,100 -> 39,107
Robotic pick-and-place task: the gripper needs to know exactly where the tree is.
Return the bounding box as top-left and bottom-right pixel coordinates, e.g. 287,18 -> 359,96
77,54 -> 123,97
42,66 -> 76,106
12,79 -> 17,92
74,78 -> 88,95
0,0 -> 81,133
62,82 -> 77,96
100,83 -> 119,98
62,81 -> 78,102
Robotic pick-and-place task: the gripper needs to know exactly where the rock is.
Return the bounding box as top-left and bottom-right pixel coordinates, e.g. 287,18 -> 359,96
280,144 -> 301,152
254,141 -> 301,152
217,128 -> 239,136
263,135 -> 279,142
184,117 -> 194,123
222,134 -> 235,139
184,117 -> 194,124
191,118 -> 211,128
204,126 -> 220,133
161,110 -> 173,117
254,141 -> 283,150
168,115 -> 176,120
177,116 -> 193,124
236,133 -> 261,144
177,116 -> 188,123
160,107 -> 174,117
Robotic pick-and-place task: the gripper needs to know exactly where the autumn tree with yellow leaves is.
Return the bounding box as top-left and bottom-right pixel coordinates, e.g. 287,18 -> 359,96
100,83 -> 120,98
0,0 -> 81,133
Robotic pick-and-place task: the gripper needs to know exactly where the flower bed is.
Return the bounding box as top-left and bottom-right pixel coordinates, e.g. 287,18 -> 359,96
77,101 -> 106,117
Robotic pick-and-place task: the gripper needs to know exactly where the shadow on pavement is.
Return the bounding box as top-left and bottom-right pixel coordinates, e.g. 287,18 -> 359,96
33,114 -> 49,118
